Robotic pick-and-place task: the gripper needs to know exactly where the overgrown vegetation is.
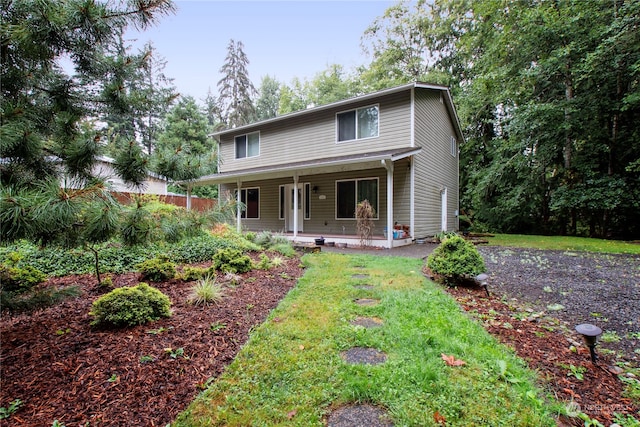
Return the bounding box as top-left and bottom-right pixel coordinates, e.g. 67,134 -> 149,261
427,235 -> 486,284
89,283 -> 171,328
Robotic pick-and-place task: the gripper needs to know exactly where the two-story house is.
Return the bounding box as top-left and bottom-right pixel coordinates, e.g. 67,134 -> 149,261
193,82 -> 463,248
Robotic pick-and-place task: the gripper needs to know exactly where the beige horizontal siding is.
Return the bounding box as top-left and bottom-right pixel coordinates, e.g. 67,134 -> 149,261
218,91 -> 412,172
413,88 -> 460,237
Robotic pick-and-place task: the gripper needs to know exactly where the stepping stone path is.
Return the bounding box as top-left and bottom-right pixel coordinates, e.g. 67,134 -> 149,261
341,347 -> 387,365
354,298 -> 379,306
328,268 -> 393,425
327,403 -> 393,427
350,316 -> 383,328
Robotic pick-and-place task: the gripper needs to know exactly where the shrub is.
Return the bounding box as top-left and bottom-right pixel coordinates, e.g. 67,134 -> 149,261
188,275 -> 224,306
255,253 -> 272,270
0,264 -> 47,293
180,266 -> 210,281
89,283 -> 171,327
426,235 -> 486,284
137,257 -> 176,282
212,248 -> 252,274
269,243 -> 296,257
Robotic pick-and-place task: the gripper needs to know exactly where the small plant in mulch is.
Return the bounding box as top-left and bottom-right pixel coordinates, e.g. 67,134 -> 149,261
356,199 -> 375,247
89,283 -> 171,328
180,266 -> 210,281
212,248 -> 252,274
137,257 -> 177,282
188,275 -> 224,306
426,234 -> 486,285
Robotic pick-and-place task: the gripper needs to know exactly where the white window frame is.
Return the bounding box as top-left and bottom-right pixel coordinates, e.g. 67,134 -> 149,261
278,183 -> 311,220
335,104 -> 379,143
335,177 -> 379,220
234,131 -> 260,159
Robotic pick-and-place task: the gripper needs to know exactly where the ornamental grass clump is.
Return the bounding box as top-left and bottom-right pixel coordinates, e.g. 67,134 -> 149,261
426,234 -> 486,284
188,275 -> 224,306
89,283 -> 171,328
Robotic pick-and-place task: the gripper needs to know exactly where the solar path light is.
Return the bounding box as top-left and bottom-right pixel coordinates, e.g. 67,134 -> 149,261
575,323 -> 603,363
475,273 -> 490,297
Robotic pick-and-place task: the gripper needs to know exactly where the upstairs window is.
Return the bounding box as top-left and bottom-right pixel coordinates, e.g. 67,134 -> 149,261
337,105 -> 379,142
235,132 -> 260,159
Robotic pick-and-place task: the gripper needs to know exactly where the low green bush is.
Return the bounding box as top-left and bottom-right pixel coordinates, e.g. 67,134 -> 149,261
212,248 -> 252,274
0,263 -> 47,293
137,257 -> 176,282
426,235 -> 486,284
180,266 -> 210,281
89,283 -> 171,327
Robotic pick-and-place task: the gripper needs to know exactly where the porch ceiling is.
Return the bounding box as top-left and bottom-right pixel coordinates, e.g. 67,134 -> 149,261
186,147 -> 422,186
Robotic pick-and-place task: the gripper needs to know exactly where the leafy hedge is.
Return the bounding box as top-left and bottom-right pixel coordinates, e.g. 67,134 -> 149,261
0,231 -> 261,278
426,235 -> 486,283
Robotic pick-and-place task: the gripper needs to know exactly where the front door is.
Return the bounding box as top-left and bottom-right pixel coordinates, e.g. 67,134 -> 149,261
285,183 -> 304,232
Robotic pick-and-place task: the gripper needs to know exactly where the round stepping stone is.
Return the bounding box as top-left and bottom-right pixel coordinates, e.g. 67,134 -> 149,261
350,316 -> 383,328
328,403 -> 393,427
353,284 -> 374,290
352,273 -> 370,279
341,347 -> 387,365
354,298 -> 379,306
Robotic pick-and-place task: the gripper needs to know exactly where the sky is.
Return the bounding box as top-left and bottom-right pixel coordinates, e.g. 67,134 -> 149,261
126,0 -> 396,101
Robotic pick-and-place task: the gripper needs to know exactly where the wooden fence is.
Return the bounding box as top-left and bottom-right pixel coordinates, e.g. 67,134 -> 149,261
110,192 -> 216,212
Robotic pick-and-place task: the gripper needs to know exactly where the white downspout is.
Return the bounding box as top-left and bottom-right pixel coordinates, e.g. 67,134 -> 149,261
236,180 -> 242,233
292,174 -> 299,240
382,159 -> 394,249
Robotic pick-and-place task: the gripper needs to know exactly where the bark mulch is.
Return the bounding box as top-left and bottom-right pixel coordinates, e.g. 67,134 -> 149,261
441,283 -> 639,426
0,253 -> 303,427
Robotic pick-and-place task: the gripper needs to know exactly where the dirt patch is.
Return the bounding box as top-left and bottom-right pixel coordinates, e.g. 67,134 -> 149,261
0,253 -> 303,427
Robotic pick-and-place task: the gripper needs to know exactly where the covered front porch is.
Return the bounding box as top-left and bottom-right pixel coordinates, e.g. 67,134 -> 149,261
284,231 -> 413,249
187,147 -> 421,249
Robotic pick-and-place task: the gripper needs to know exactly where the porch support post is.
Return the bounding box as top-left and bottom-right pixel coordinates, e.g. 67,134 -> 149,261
382,159 -> 394,249
292,174 -> 299,240
236,180 -> 242,233
186,185 -> 192,211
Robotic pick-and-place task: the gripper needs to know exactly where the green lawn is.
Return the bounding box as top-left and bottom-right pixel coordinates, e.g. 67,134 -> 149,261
487,234 -> 640,254
173,253 -> 558,426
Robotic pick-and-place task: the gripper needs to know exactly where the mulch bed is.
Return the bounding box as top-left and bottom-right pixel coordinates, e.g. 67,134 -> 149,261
441,283 -> 639,425
0,253 -> 303,427
2,249 -> 639,426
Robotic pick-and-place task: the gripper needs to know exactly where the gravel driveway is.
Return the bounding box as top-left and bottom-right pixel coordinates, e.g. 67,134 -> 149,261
478,246 -> 640,364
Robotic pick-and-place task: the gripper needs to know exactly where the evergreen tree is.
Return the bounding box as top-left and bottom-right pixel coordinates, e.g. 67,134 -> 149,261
0,0 -> 175,245
255,75 -> 281,121
217,39 -> 257,128
152,96 -> 217,198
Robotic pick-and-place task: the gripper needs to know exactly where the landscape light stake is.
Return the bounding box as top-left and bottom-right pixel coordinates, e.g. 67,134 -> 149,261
475,273 -> 490,297
575,323 -> 602,363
